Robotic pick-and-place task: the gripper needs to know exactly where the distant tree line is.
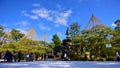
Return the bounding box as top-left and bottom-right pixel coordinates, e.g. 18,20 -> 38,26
48,20 -> 120,61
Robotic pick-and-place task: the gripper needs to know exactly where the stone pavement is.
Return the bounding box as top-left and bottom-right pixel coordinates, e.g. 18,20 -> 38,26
0,61 -> 120,68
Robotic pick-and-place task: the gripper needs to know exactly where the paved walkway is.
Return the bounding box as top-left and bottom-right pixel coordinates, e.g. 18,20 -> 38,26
0,61 -> 120,68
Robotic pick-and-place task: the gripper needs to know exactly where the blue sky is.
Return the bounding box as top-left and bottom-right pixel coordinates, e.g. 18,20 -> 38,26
0,0 -> 120,42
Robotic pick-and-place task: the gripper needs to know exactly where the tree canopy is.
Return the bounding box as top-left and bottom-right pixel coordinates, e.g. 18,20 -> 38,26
11,29 -> 25,42
0,25 -> 4,37
70,22 -> 80,39
52,34 -> 62,46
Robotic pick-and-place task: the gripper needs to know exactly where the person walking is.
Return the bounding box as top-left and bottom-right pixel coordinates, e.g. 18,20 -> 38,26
17,51 -> 22,62
26,53 -> 30,61
29,53 -> 33,61
64,53 -> 68,61
9,51 -> 13,62
13,51 -> 17,62
4,50 -> 13,62
116,52 -> 120,61
4,50 -> 9,62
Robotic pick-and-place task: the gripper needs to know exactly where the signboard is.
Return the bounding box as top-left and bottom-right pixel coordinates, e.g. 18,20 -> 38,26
106,44 -> 112,48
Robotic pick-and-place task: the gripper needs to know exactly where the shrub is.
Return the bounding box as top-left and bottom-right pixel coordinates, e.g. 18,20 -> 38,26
106,56 -> 115,61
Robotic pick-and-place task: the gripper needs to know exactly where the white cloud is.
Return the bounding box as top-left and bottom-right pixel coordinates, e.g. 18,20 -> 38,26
48,36 -> 52,39
111,23 -> 117,27
55,24 -> 59,27
20,21 -> 29,26
56,4 -> 61,8
22,11 -> 38,19
33,3 -> 40,7
14,21 -> 30,26
55,10 -> 72,26
16,28 -> 28,35
57,32 -> 63,37
22,6 -> 72,26
1,23 -> 7,27
21,10 -> 26,14
32,8 -> 53,21
38,24 -> 51,31
4,28 -> 11,33
4,28 -> 28,35
29,15 -> 38,19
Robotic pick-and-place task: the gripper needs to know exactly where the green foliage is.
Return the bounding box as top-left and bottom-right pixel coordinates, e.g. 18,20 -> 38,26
52,34 -> 62,46
16,39 -> 51,53
17,38 -> 41,46
81,26 -> 113,57
106,56 -> 115,61
70,36 -> 86,60
0,25 -> 5,44
11,29 -> 25,42
70,54 -> 81,61
72,36 -> 85,43
70,22 -> 80,39
1,22 -> 120,61
112,29 -> 120,47
0,43 -> 15,52
0,39 -> 51,54
48,42 -> 55,48
0,25 -> 4,37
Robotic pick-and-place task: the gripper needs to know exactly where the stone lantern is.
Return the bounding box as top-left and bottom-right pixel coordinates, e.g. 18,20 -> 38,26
61,27 -> 72,60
